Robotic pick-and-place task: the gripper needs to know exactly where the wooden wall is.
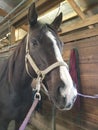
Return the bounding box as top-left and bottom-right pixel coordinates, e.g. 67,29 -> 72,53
62,35 -> 98,130
30,35 -> 98,130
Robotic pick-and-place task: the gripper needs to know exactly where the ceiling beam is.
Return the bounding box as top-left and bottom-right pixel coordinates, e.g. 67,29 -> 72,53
60,26 -> 98,43
0,0 -> 63,26
67,0 -> 94,29
67,0 -> 85,19
0,0 -> 64,37
10,26 -> 15,44
60,13 -> 98,35
21,25 -> 28,32
0,8 -> 7,16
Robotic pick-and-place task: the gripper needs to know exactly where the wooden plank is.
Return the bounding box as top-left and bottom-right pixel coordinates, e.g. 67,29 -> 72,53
69,52 -> 98,64
56,109 -> 98,130
62,36 -> 98,50
0,8 -> 7,16
30,78 -> 98,130
67,0 -> 85,19
61,14 -> 98,34
39,90 -> 98,130
80,99 -> 98,114
0,0 -> 63,26
78,46 -> 98,64
0,0 -> 63,37
41,79 -> 98,129
56,117 -> 86,130
60,27 -> 98,43
80,55 -> 98,64
67,0 -> 94,29
21,25 -> 28,32
80,75 -> 98,94
10,26 -> 15,44
81,102 -> 98,116
81,74 -> 97,85
63,46 -> 98,64
37,0 -> 64,16
82,113 -> 98,125
80,64 -> 98,75
81,97 -> 98,109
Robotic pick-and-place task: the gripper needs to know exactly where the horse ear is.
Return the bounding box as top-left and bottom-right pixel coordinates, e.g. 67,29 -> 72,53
51,13 -> 62,30
28,3 -> 38,26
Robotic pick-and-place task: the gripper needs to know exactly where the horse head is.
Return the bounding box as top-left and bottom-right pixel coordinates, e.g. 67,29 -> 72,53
26,3 -> 77,110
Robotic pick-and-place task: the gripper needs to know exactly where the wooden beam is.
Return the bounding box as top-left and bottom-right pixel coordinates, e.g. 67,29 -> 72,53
0,8 -> 7,16
0,0 -> 63,36
60,14 -> 98,35
67,0 -> 94,29
60,26 -> 98,43
21,25 -> 28,32
10,26 -> 15,44
67,0 -> 85,19
85,4 -> 98,13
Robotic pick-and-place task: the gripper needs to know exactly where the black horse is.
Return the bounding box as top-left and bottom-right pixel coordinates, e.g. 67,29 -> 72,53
0,3 -> 77,130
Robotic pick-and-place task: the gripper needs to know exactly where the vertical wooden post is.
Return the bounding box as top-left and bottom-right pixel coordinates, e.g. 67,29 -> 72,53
10,26 -> 15,44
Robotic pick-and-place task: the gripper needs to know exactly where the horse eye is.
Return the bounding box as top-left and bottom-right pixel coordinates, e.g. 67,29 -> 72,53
32,39 -> 39,46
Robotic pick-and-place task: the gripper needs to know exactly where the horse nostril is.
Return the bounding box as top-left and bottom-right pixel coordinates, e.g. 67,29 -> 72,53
59,81 -> 65,88
58,81 -> 66,95
66,103 -> 71,108
73,96 -> 77,103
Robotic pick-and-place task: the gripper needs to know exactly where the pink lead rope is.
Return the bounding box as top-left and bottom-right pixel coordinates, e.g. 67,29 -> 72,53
19,77 -> 41,130
19,98 -> 39,130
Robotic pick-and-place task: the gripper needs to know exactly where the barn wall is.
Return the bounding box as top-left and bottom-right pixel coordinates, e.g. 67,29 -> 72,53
62,35 -> 98,130
30,35 -> 98,130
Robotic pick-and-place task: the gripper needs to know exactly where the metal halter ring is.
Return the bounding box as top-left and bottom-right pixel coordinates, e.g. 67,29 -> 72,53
34,92 -> 41,101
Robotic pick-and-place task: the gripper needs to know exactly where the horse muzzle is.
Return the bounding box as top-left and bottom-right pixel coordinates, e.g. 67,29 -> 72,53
59,85 -> 77,110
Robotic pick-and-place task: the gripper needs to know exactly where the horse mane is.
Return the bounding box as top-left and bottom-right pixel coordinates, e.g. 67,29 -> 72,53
8,35 -> 27,83
12,35 -> 27,60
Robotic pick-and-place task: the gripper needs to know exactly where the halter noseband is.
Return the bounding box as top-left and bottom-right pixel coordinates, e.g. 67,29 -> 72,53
25,35 -> 68,96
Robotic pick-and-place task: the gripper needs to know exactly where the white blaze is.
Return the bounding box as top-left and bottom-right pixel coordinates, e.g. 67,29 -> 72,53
46,31 -> 77,107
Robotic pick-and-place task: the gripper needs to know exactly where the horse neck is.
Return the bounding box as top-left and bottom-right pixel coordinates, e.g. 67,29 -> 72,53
8,36 -> 33,88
